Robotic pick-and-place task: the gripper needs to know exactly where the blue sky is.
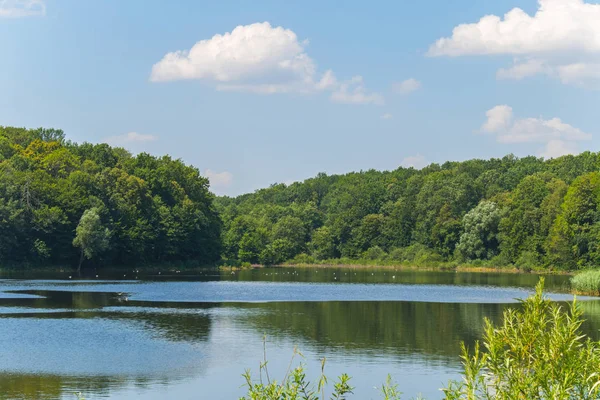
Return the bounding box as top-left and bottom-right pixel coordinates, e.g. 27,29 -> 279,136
1,0 -> 599,195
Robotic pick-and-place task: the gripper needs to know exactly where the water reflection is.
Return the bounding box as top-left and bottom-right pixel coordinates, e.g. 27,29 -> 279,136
234,301 -> 507,359
0,270 -> 597,399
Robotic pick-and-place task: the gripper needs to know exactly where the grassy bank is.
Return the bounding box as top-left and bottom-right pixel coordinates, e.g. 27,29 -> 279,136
0,261 -> 219,279
280,256 -> 573,275
571,270 -> 600,295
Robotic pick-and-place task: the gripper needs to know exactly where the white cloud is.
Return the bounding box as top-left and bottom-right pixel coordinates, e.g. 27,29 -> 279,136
480,105 -> 592,158
380,113 -> 393,120
557,63 -> 600,85
316,69 -> 337,90
401,154 -> 428,169
104,132 -> 158,146
0,0 -> 45,17
429,0 -> 600,86
481,105 -> 514,133
392,78 -> 421,95
205,169 -> 233,189
330,76 -> 384,105
496,59 -> 549,80
151,22 -> 382,104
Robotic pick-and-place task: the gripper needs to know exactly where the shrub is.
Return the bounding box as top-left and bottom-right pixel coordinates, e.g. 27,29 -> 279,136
387,244 -> 443,266
515,250 -> 540,272
443,278 -> 600,399
288,253 -> 317,265
363,246 -> 386,261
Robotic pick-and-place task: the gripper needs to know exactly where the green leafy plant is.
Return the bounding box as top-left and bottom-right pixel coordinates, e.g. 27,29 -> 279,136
379,375 -> 402,400
240,339 -> 354,400
443,278 -> 600,399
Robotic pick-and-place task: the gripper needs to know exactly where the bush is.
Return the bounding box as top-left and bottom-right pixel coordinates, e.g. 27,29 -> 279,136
571,270 -> 600,295
363,246 -> 386,261
444,278 -> 600,399
515,250 -> 540,272
288,253 -> 317,265
387,244 -> 443,266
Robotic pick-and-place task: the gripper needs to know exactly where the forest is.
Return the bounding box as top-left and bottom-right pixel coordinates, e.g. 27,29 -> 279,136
3,125 -> 600,271
0,126 -> 221,268
218,146 -> 600,271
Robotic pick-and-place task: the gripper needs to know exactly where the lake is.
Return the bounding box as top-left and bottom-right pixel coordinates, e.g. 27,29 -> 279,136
0,268 -> 598,399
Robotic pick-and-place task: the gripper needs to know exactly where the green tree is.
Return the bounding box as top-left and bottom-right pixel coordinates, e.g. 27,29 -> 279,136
309,226 -> 337,260
456,201 -> 502,260
73,208 -> 110,271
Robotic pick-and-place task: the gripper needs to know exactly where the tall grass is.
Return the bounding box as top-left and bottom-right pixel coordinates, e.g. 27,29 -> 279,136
571,270 -> 600,295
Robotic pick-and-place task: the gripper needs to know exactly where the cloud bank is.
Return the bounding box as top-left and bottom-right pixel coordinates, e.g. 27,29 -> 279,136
429,0 -> 600,86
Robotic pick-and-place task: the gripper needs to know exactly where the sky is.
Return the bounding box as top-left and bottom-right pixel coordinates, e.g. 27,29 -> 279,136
1,0 -> 599,196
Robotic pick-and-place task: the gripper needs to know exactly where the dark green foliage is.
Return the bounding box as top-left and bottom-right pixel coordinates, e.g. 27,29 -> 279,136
219,151 -> 600,270
0,126 -> 221,269
6,124 -> 600,271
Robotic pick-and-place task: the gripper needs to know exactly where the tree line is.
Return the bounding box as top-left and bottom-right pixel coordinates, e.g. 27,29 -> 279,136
218,149 -> 600,271
4,125 -> 600,271
0,126 -> 221,268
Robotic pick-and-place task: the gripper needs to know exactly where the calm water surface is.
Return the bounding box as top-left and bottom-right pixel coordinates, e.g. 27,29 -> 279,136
0,268 -> 598,399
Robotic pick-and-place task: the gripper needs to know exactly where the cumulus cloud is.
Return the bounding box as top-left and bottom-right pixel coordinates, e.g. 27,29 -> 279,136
401,154 -> 428,169
429,0 -> 600,86
104,132 -> 158,146
480,105 -> 592,158
392,78 -> 421,95
205,169 -> 233,189
151,22 -> 382,104
0,0 -> 45,17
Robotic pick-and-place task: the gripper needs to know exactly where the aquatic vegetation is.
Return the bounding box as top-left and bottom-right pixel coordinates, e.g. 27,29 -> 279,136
571,270 -> 600,296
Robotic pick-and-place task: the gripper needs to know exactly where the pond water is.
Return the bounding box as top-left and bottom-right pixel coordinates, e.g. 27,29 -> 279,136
0,268 -> 598,399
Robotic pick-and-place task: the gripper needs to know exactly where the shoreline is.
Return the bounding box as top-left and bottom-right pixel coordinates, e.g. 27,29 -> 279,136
277,262 -> 574,276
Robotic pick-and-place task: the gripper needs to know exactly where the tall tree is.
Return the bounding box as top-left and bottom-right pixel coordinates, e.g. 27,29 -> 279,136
73,208 -> 110,271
